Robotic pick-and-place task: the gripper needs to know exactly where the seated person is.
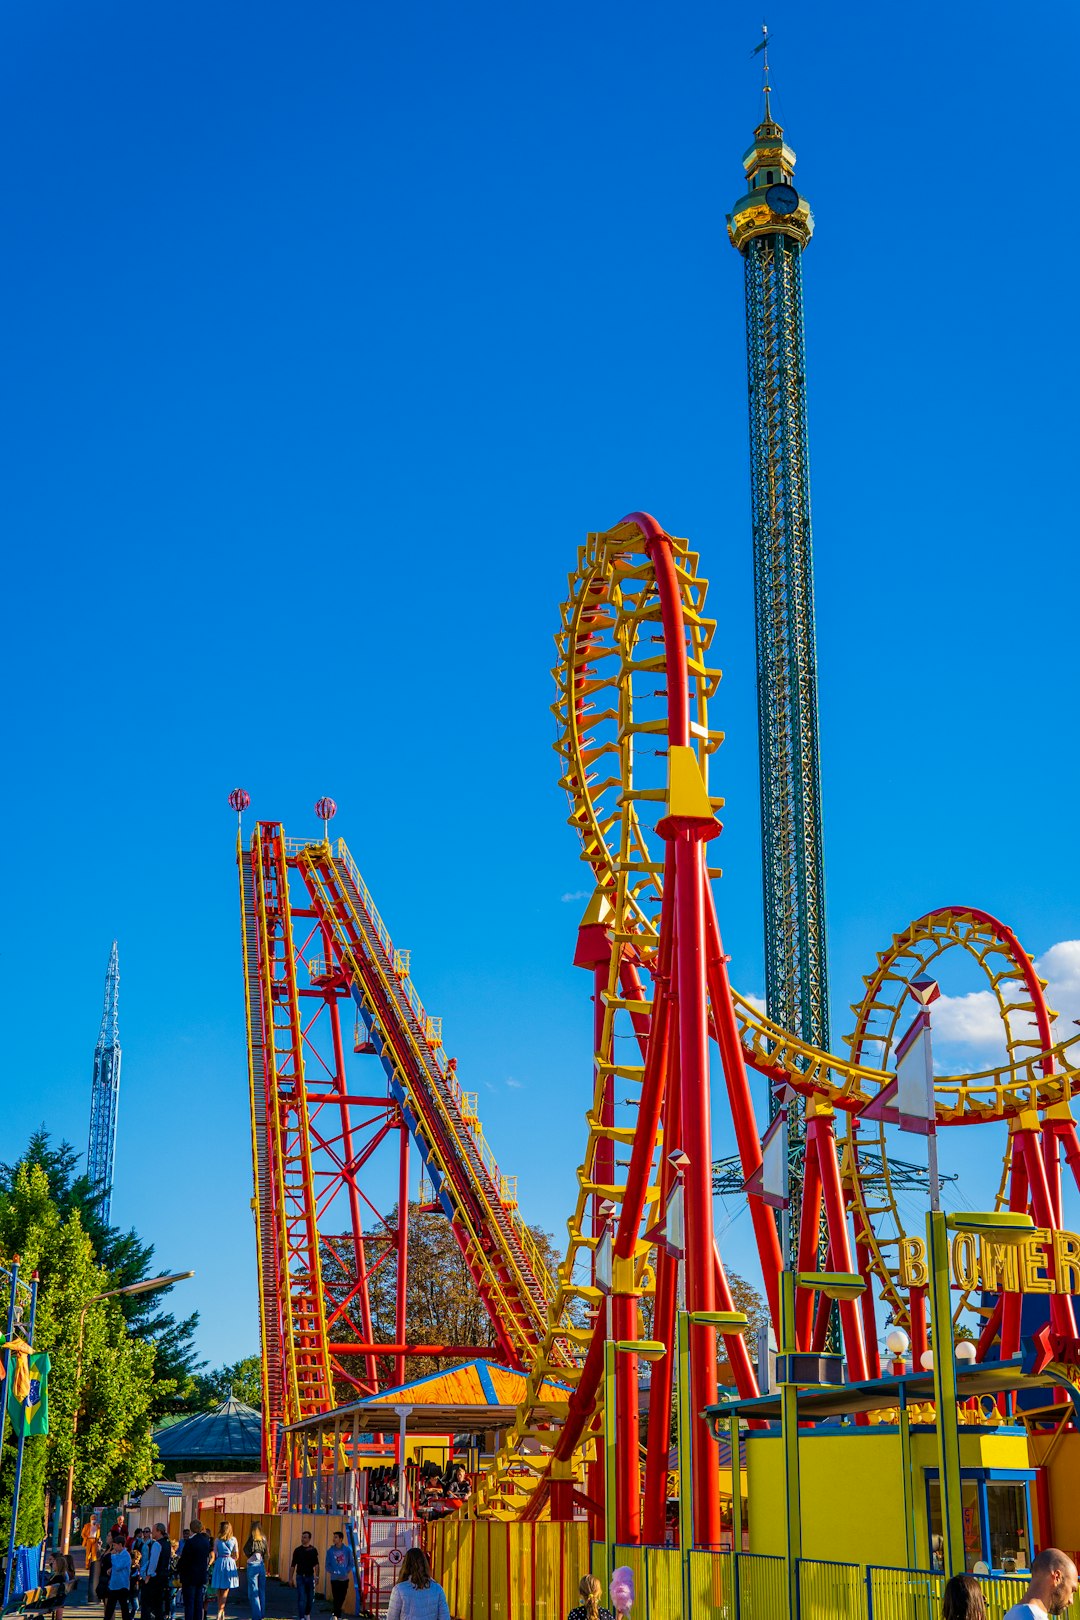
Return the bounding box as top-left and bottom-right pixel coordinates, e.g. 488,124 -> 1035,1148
445,1465 -> 472,1505
23,1556 -> 69,1619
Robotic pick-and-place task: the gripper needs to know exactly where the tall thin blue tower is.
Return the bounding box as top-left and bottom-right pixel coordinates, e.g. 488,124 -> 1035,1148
87,942 -> 122,1223
728,45 -> 829,1273
728,52 -> 829,1058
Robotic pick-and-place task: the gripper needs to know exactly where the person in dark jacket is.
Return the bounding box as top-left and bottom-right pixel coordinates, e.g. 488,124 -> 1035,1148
141,1526 -> 172,1620
176,1522 -> 212,1620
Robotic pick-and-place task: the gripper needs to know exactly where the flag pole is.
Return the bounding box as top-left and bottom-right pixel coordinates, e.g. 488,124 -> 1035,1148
3,1272 -> 40,1609
0,1258 -> 21,1477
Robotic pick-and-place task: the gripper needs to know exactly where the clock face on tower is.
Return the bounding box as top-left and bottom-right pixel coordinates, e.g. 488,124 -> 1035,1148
765,182 -> 800,216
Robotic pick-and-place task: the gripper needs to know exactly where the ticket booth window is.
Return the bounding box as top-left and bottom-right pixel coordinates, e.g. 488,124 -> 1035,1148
925,1471 -> 1033,1574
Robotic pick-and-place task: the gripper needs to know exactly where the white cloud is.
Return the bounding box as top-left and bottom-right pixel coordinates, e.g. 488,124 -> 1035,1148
561,890 -> 590,903
929,989 -> 1003,1050
929,938 -> 1080,1063
505,1077 -> 524,1090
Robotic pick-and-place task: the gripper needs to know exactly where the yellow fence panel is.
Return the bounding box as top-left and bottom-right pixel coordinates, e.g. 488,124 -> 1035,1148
866,1566 -> 943,1620
688,1548 -> 735,1618
799,1559 -> 866,1620
977,1574 -> 1027,1620
737,1552 -> 787,1620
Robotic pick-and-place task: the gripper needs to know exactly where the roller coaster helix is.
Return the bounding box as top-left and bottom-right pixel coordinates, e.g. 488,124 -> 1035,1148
238,512 -> 1080,1543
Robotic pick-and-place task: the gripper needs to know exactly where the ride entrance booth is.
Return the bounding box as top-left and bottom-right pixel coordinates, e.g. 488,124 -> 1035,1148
282,1359 -> 572,1612
706,1349 -> 1080,1580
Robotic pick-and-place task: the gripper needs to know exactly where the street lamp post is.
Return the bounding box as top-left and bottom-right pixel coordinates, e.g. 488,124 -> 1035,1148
602,1338 -> 665,1590
2,1271 -> 40,1609
59,1271 -> 194,1555
391,1406 -> 413,1517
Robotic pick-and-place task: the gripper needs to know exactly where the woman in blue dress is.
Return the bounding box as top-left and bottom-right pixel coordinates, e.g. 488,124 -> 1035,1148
207,1522 -> 239,1620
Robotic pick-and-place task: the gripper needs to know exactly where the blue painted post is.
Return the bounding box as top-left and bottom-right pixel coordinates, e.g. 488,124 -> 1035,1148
3,1271 -> 39,1609
0,1258 -> 21,1466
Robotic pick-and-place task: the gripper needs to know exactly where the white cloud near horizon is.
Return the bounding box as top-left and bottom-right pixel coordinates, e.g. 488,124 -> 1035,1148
931,939 -> 1080,1061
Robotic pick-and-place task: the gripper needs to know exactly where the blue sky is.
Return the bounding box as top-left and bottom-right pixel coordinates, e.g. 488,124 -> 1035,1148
2,0 -> 1078,1369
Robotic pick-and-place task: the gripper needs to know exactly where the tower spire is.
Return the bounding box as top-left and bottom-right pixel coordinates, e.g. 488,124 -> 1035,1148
87,942 -> 122,1224
759,23 -> 773,123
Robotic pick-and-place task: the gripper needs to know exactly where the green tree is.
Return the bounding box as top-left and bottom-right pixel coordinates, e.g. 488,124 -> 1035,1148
182,1355 -> 262,1411
318,1202 -> 563,1392
0,1164 -> 162,1544
0,1130 -> 202,1412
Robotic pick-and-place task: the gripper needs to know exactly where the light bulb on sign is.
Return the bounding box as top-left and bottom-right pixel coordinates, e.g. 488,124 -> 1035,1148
920,1350 -> 934,1371
884,1328 -> 910,1357
955,1340 -> 977,1364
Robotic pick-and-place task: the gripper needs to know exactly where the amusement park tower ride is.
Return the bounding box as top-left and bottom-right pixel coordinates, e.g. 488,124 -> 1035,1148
86,941 -> 122,1223
729,49 -> 828,1243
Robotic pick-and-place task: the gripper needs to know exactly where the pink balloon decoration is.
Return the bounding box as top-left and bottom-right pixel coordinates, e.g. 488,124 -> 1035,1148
228,788 -> 251,813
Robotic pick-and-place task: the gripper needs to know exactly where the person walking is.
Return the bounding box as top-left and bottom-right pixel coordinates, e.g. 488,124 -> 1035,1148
104,1529 -> 133,1620
1004,1549 -> 1079,1619
324,1533 -> 351,1620
130,1530 -> 146,1619
177,1521 -> 213,1620
208,1524 -> 239,1620
290,1534 -> 319,1620
242,1526 -> 268,1620
943,1575 -> 987,1620
141,1526 -> 171,1620
386,1549 -> 449,1620
566,1575 -> 616,1620
81,1518 -> 102,1604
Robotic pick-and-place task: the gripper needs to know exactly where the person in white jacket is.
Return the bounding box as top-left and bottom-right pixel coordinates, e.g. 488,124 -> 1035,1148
386,1549 -> 449,1620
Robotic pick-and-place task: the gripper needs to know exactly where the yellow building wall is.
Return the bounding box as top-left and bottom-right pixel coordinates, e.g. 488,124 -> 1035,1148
747,1427 -> 1033,1569
747,1432 -> 908,1565
1027,1431 -> 1080,1556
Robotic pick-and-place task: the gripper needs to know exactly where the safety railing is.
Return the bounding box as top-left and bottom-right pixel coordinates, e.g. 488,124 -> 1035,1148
866,1567 -> 1027,1620
799,1557 -> 865,1620
866,1566 -> 943,1620
308,836 -> 559,1310
736,1552 -> 787,1619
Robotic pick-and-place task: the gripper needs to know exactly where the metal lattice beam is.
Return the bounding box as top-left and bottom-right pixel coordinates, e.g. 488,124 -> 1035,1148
86,941 -> 121,1224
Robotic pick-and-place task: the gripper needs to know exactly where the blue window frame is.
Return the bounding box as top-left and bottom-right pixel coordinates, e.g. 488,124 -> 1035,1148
924,1469 -> 1034,1574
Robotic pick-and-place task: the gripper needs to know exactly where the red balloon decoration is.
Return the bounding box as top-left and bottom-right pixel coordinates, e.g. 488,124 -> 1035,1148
228,788 -> 251,814
314,797 -> 338,822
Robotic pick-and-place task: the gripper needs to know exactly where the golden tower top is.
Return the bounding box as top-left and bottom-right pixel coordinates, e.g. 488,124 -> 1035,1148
727,27 -> 814,254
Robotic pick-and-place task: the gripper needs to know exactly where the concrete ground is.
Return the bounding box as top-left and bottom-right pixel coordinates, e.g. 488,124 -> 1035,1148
61,1557 -> 340,1620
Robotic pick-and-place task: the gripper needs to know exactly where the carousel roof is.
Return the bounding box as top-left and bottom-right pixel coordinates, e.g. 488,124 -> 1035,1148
153,1397 -> 261,1462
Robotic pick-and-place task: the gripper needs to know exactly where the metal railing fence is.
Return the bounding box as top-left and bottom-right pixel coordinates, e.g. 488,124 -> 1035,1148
798,1557 -> 865,1620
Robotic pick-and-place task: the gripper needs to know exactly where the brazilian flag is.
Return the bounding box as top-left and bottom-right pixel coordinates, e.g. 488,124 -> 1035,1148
8,1352 -> 50,1436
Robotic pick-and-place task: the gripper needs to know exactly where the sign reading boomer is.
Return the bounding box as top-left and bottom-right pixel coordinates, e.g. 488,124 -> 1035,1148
898,1227 -> 1080,1294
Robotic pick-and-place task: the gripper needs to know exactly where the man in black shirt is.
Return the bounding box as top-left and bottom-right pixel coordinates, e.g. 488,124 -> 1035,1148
289,1534 -> 319,1620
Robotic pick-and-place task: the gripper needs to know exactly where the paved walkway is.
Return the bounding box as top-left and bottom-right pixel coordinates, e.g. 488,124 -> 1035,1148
62,1576 -> 336,1620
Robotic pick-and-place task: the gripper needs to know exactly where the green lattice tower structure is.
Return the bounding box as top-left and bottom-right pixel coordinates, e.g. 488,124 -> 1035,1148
728,78 -> 829,1264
